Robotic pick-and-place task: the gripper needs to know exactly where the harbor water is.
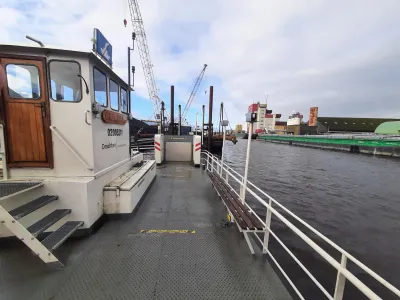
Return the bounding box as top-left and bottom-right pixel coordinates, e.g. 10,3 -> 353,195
222,139 -> 400,299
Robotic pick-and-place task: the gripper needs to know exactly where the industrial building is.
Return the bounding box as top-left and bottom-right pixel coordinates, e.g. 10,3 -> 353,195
235,124 -> 243,133
245,103 -> 399,136
274,121 -> 287,134
284,107 -> 400,135
247,102 -> 281,133
375,121 -> 400,135
316,117 -> 400,133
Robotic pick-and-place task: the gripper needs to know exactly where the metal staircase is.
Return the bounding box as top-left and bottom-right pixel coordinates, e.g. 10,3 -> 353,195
0,181 -> 83,268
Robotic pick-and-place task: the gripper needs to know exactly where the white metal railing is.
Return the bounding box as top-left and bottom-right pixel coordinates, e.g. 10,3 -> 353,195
201,150 -> 400,300
50,126 -> 93,171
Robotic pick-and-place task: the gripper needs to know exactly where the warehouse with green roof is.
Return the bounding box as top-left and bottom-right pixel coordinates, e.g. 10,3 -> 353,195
375,121 -> 400,135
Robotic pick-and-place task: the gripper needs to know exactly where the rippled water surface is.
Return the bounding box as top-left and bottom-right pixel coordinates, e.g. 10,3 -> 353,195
221,139 -> 400,299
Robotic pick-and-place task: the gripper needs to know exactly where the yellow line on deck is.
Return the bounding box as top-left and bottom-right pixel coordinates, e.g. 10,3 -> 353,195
140,229 -> 196,234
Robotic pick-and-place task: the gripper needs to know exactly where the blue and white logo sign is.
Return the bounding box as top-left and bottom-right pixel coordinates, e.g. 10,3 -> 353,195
93,28 -> 113,66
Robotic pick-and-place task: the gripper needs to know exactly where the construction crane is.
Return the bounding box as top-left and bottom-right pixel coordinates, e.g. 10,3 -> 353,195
180,64 -> 208,124
127,0 -> 168,120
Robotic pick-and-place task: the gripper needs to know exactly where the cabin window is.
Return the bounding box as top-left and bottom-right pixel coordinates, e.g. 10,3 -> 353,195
49,60 -> 82,102
6,64 -> 41,99
93,68 -> 107,107
109,79 -> 119,111
120,87 -> 128,113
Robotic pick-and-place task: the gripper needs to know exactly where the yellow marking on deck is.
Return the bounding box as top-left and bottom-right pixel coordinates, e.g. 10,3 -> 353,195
141,229 -> 196,234
227,214 -> 231,222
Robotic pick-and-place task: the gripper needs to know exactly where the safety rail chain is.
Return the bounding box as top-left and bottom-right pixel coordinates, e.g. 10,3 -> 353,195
201,150 -> 400,300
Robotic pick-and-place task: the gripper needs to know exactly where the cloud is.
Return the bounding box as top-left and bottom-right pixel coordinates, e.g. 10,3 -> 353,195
1,0 -> 400,125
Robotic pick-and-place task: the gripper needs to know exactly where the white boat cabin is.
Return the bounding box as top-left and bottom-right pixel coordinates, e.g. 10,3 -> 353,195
0,43 -> 156,266
0,44 -> 132,176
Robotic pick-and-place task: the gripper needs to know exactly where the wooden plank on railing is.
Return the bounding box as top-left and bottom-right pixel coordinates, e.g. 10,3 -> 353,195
212,173 -> 265,230
218,178 -> 264,229
209,173 -> 247,228
210,172 -> 257,229
214,177 -> 256,229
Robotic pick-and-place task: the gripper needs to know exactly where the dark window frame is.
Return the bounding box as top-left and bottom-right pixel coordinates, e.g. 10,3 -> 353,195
120,86 -> 129,114
5,63 -> 42,100
109,78 -> 119,111
48,59 -> 83,103
93,67 -> 108,107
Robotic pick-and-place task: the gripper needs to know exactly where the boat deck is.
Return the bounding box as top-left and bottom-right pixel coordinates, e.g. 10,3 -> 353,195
0,164 -> 291,300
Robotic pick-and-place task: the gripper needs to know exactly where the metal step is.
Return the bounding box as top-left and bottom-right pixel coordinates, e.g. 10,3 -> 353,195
0,181 -> 43,200
41,221 -> 84,252
9,195 -> 59,220
27,209 -> 72,237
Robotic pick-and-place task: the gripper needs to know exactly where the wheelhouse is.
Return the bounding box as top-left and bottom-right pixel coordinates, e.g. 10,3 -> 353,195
0,44 -> 132,178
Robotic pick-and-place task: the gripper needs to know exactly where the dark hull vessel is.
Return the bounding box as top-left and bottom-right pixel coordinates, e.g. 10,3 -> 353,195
243,133 -> 258,139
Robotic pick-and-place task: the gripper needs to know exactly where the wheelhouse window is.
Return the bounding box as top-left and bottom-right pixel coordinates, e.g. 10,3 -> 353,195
109,79 -> 119,111
120,87 -> 128,113
93,68 -> 107,106
6,64 -> 41,99
49,61 -> 82,102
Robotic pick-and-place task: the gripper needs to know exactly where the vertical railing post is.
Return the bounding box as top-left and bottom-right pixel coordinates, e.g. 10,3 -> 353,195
262,198 -> 272,254
334,254 -> 347,300
221,124 -> 226,176
239,178 -> 244,198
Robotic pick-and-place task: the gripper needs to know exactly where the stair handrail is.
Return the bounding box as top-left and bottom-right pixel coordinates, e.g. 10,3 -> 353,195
49,126 -> 93,171
0,124 -> 8,179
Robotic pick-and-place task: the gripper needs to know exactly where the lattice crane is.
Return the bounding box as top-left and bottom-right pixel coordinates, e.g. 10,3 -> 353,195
180,64 -> 207,123
127,0 -> 168,120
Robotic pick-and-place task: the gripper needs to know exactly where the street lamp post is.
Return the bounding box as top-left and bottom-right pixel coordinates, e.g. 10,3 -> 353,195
240,112 -> 257,204
220,119 -> 229,177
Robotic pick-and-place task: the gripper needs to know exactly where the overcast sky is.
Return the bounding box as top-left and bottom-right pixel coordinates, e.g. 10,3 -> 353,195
1,0 -> 399,126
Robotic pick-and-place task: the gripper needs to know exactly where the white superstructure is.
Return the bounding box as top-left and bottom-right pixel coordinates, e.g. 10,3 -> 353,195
0,41 -> 156,267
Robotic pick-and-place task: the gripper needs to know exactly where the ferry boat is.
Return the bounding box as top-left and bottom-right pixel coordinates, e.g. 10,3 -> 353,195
0,34 -> 399,300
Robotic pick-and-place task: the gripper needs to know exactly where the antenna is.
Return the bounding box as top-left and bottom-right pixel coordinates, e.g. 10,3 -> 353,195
26,35 -> 44,47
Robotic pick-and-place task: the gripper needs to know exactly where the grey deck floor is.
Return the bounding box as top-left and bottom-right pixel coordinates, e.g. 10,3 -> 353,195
0,164 -> 292,300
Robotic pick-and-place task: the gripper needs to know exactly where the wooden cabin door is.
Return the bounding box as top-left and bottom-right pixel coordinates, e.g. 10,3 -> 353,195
0,57 -> 53,168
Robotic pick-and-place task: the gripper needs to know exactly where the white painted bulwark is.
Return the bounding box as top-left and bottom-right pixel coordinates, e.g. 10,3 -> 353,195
0,156 -> 144,238
103,160 -> 156,214
154,134 -> 164,164
193,135 -> 201,166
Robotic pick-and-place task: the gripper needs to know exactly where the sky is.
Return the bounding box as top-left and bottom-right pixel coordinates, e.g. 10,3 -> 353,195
1,0 -> 400,127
